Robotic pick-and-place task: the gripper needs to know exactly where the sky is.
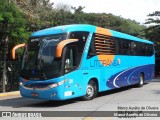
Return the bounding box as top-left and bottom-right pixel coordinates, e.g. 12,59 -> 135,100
51,0 -> 160,25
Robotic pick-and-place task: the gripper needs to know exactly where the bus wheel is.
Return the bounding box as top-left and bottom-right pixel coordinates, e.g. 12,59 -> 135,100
82,80 -> 98,100
137,74 -> 144,87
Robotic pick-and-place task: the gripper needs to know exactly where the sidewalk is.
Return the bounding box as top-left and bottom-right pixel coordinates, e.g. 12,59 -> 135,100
0,91 -> 20,97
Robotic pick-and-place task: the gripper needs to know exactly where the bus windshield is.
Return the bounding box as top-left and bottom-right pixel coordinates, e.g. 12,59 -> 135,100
21,34 -> 67,80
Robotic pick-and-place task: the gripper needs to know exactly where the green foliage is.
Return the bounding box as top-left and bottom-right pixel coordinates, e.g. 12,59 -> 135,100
22,0 -> 54,31
0,1 -> 146,61
0,1 -> 28,35
71,6 -> 85,14
145,11 -> 160,52
54,4 -> 145,37
51,6 -> 145,37
0,0 -> 30,61
15,1 -> 145,37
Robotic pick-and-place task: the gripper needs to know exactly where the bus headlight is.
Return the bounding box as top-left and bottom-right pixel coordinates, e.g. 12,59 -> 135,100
19,82 -> 23,86
48,79 -> 68,88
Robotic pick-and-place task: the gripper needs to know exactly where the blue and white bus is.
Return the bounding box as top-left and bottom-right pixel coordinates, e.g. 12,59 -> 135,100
12,24 -> 155,100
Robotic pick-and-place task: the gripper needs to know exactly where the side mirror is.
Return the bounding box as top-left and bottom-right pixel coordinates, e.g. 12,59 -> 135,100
12,43 -> 25,60
56,39 -> 78,58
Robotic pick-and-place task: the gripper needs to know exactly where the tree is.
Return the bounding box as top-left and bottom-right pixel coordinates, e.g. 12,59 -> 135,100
71,6 -> 85,14
145,11 -> 160,53
0,0 -> 30,92
12,0 -> 54,30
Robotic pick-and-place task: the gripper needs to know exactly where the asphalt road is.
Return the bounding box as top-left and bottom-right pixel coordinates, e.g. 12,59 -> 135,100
0,79 -> 160,120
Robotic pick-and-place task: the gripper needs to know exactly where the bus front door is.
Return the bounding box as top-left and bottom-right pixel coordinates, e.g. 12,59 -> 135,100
63,46 -> 83,98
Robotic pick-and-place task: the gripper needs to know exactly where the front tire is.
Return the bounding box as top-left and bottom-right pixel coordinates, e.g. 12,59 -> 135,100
82,80 -> 98,100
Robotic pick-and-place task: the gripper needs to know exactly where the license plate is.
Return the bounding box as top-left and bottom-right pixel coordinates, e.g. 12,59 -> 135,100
31,92 -> 39,97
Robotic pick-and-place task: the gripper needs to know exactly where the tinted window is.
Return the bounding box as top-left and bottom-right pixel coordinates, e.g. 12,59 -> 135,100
64,46 -> 78,73
69,31 -> 89,65
119,40 -> 131,55
88,33 -> 116,58
88,34 -> 96,58
69,32 -> 89,53
116,37 -> 154,56
87,33 -> 154,57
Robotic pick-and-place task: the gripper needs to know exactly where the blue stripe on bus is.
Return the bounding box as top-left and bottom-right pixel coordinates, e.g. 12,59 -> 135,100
106,64 -> 155,89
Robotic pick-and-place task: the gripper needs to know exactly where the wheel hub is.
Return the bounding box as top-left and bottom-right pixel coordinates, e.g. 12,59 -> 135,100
87,85 -> 94,97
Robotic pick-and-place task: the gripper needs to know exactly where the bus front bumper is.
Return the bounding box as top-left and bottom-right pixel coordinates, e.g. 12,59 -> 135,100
20,85 -> 65,100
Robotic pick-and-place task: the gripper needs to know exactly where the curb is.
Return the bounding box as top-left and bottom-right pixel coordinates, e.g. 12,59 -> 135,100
0,91 -> 20,97
154,77 -> 160,80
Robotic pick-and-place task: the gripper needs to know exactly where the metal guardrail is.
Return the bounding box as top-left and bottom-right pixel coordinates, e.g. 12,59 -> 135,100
0,61 -> 21,92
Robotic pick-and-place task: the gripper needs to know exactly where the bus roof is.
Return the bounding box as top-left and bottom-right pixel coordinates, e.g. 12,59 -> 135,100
31,24 -> 95,37
31,24 -> 153,44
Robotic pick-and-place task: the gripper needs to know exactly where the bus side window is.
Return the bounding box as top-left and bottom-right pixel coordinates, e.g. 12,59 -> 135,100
121,40 -> 131,55
69,31 -> 89,64
131,42 -> 136,55
87,34 -> 96,58
64,46 -> 78,73
69,32 -> 89,53
146,44 -> 154,56
140,44 -> 147,56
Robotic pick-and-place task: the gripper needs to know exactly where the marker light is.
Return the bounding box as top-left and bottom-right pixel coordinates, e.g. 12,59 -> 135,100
48,79 -> 68,88
19,82 -> 23,86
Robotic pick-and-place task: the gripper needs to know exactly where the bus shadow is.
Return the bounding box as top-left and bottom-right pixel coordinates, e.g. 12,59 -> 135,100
0,96 -> 81,108
24,85 -> 140,107
151,79 -> 160,94
25,98 -> 81,108
0,84 -> 148,108
152,90 -> 160,94
97,85 -> 136,98
0,97 -> 26,108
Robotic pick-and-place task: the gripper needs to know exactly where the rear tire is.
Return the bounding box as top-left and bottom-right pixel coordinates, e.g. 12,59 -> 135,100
137,74 -> 144,87
82,80 -> 98,100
